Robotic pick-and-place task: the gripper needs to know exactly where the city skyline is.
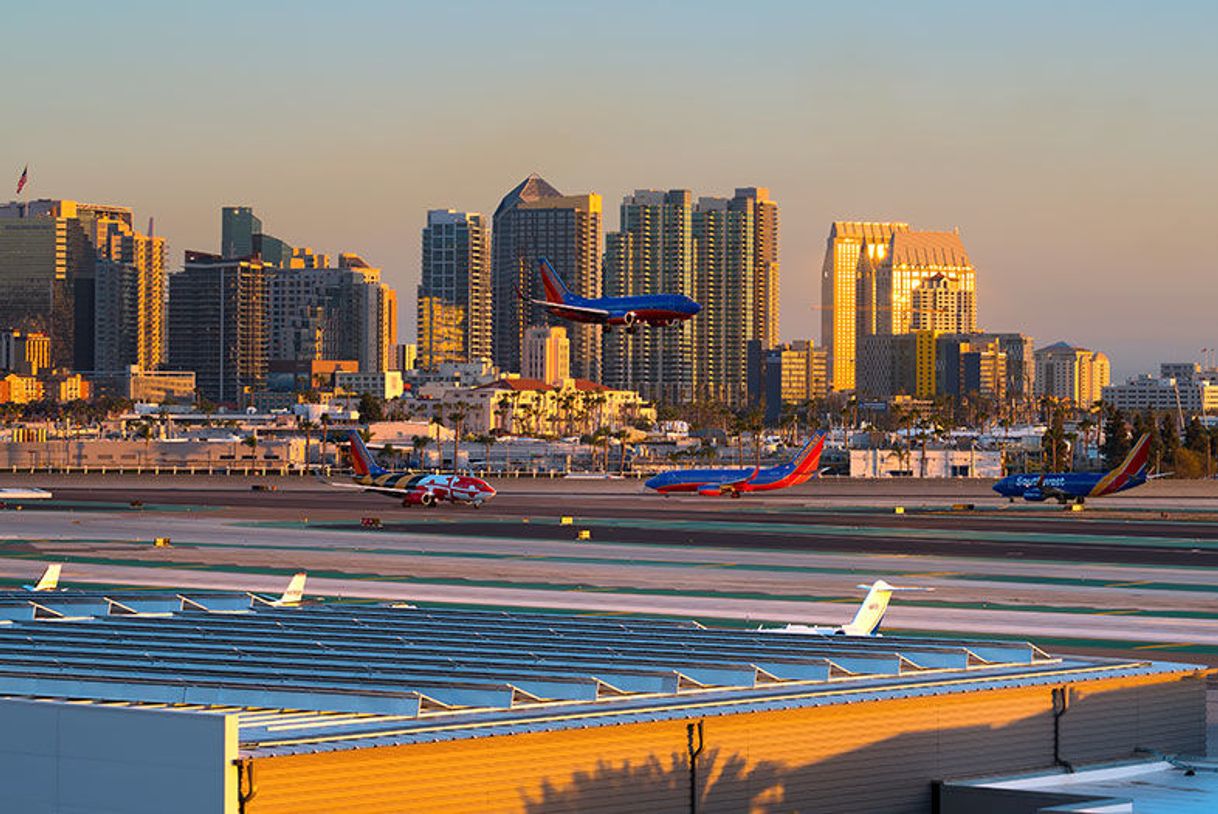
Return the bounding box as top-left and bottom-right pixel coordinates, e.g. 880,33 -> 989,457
3,2 -> 1215,380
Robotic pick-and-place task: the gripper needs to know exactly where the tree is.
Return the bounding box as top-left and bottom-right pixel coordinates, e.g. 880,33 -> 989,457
1160,413 -> 1180,469
297,418 -> 316,468
358,393 -> 384,423
412,435 -> 432,468
241,432 -> 258,469
447,400 -> 471,472
1099,406 -> 1130,470
1040,405 -> 1068,472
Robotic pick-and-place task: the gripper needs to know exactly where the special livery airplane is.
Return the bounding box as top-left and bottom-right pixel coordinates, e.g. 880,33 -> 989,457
323,431 -> 496,508
525,257 -> 701,333
645,433 -> 827,497
992,433 -> 1153,504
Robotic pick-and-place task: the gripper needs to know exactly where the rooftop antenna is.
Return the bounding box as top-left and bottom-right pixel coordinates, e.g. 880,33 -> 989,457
147,216 -> 154,238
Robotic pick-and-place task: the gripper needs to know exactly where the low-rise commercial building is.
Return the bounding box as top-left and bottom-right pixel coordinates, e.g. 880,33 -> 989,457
0,589 -> 1203,814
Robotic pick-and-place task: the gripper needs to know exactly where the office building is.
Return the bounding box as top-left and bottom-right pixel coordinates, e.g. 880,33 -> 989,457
1034,341 -> 1110,405
692,188 -> 780,405
820,221 -> 909,391
971,332 -> 1035,399
394,343 -> 418,372
92,215 -> 167,371
87,365 -> 197,403
0,199 -> 117,370
0,330 -> 50,376
857,333 -> 918,398
491,174 -> 602,380
1102,373 -> 1218,415
0,590 -> 1202,813
522,325 -> 570,386
857,229 -> 976,339
221,205 -> 303,267
265,254 -> 396,373
759,340 -> 828,424
335,370 -> 405,400
910,272 -> 975,333
602,190 -> 695,401
418,209 -> 491,369
168,251 -> 269,405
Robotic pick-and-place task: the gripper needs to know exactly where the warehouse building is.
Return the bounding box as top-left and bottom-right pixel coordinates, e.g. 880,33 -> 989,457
0,587 -> 1207,813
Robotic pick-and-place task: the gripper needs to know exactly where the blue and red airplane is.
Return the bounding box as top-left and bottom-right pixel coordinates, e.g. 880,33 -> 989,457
645,434 -> 827,497
525,257 -> 701,333
992,433 -> 1153,504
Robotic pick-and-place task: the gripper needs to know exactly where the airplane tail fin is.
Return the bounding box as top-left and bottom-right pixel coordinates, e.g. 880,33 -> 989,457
840,580 -> 896,636
1093,433 -> 1152,495
348,430 -> 387,476
537,257 -> 574,304
274,572 -> 307,606
27,564 -> 61,592
790,433 -> 827,484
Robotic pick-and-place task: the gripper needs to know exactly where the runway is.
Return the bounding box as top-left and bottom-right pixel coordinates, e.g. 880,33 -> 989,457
3,475 -> 1218,664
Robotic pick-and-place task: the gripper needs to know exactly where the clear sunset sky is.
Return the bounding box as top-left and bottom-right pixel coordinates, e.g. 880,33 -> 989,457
3,1 -> 1215,378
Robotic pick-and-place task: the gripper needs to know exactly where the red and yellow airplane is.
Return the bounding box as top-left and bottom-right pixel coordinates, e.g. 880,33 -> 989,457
323,431 -> 496,508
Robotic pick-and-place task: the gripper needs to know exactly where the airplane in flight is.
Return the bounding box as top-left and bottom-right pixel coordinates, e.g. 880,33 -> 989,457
992,432 -> 1153,504
524,257 -> 701,333
644,433 -> 827,497
322,431 -> 497,508
759,580 -> 927,637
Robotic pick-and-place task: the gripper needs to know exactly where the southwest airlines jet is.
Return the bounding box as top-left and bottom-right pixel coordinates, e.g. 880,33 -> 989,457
992,433 -> 1153,504
526,257 -> 701,333
645,434 -> 827,497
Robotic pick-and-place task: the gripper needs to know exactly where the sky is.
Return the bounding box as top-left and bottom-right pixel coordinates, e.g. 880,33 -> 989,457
3,0 -> 1216,380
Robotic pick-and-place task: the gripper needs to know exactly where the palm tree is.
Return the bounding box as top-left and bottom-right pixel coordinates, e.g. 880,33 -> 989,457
297,418 -> 316,469
473,433 -> 497,473
241,432 -> 258,471
412,435 -> 432,468
319,413 -> 331,467
447,400 -> 471,472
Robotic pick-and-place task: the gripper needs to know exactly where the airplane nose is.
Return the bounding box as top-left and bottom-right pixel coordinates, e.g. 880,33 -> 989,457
689,300 -> 702,315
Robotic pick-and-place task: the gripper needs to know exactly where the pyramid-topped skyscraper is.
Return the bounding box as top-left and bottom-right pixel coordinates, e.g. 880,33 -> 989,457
491,174 -> 602,380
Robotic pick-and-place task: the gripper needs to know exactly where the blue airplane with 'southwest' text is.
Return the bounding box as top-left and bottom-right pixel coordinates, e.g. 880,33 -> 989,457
992,433 -> 1153,504
525,257 -> 701,334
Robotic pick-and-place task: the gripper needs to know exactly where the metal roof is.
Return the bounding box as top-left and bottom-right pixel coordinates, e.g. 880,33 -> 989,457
0,589 -> 1200,757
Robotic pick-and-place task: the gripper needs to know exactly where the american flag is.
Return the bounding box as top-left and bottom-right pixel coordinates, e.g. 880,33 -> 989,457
15,166 -> 27,195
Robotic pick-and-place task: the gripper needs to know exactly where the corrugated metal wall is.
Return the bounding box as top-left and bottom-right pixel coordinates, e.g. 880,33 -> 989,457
245,671 -> 1206,814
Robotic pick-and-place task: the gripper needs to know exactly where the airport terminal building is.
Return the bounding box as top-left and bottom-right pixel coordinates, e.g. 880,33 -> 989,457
0,589 -> 1207,813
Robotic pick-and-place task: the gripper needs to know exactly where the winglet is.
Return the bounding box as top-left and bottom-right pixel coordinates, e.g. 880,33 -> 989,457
274,572 -> 308,606
26,564 -> 61,592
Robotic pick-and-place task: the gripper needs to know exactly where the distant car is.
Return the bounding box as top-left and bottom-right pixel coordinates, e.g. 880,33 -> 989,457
250,484 -> 277,492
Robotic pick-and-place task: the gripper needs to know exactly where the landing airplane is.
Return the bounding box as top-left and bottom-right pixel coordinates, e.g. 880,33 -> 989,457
992,432 -> 1153,504
759,580 -> 927,637
322,431 -> 496,508
644,434 -> 827,497
23,564 -> 61,592
525,257 -> 701,333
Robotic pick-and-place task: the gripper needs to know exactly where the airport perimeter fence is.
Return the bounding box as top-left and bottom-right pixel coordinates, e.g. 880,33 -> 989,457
3,464 -> 653,479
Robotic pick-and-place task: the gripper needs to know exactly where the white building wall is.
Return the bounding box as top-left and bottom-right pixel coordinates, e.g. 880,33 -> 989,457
0,699 -> 238,814
850,448 -> 1002,478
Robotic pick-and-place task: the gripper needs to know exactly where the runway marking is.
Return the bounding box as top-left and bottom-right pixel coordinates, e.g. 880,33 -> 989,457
1133,642 -> 1197,650
1104,580 -> 1153,588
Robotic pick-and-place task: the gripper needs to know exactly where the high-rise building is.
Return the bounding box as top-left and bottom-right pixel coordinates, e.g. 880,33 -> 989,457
418,210 -> 491,369
1034,342 -> 1110,405
92,214 -> 167,372
691,188 -> 781,405
972,332 -> 1035,400
491,174 -> 602,381
0,199 -> 121,370
759,340 -> 828,424
857,230 -> 976,339
821,222 -> 909,392
265,259 -> 394,373
522,325 -> 570,386
910,273 -> 976,334
221,207 -> 261,258
168,251 -> 269,405
603,190 -> 695,401
0,331 -> 50,376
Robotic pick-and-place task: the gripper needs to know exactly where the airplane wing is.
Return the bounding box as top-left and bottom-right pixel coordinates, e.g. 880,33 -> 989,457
698,467 -> 761,496
528,299 -> 611,319
317,478 -> 420,497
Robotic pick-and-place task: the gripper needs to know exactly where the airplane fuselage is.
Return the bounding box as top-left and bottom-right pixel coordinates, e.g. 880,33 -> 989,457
992,471 -> 1147,502
352,472 -> 495,506
546,292 -> 701,327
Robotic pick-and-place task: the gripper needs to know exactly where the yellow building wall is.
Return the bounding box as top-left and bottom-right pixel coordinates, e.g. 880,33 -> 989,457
245,671 -> 1203,814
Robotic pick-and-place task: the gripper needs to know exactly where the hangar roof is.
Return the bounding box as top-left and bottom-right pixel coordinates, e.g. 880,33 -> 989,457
0,588 -> 1201,757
